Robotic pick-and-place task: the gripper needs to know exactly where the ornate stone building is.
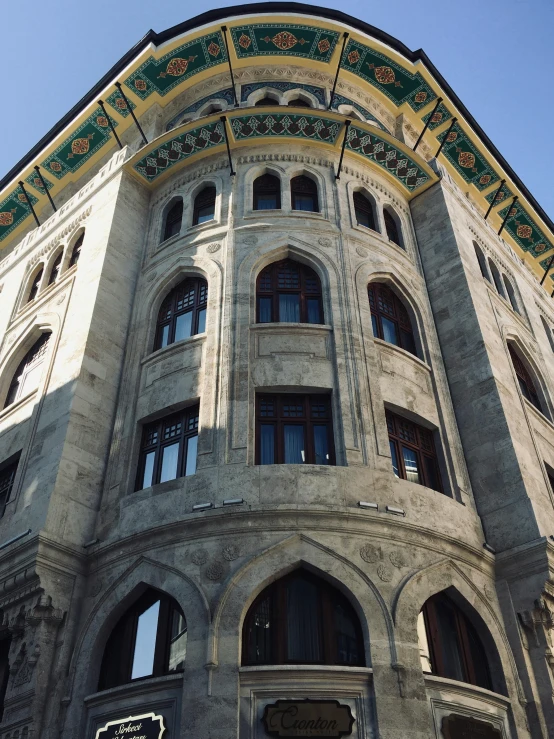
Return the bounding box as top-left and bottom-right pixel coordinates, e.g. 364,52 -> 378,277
1,4 -> 554,738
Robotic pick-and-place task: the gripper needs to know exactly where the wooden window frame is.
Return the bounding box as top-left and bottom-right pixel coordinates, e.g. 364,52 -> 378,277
192,186 -> 216,225
163,200 -> 183,241
242,570 -> 364,666
256,259 -> 323,324
290,175 -> 319,212
384,208 -> 401,246
154,278 -> 208,351
255,394 -> 335,465
136,405 -> 199,490
386,410 -> 443,493
253,174 -> 281,210
4,333 -> 51,409
69,234 -> 84,268
508,345 -> 541,411
0,454 -> 19,518
368,282 -> 417,356
353,192 -> 377,231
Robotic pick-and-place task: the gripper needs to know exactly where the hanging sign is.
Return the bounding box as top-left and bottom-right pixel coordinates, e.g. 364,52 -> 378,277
262,699 -> 355,738
441,714 -> 502,739
95,712 -> 166,739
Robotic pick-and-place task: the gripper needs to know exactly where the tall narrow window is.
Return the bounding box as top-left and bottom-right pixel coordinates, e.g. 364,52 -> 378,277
386,410 -> 442,493
193,187 -> 216,225
253,174 -> 281,210
503,275 -> 519,313
418,593 -> 492,690
508,345 -> 541,411
4,333 -> 51,409
473,243 -> 490,282
136,405 -> 199,490
256,394 -> 334,465
243,570 -> 364,666
353,192 -> 377,230
27,269 -> 43,303
257,259 -> 323,324
0,633 -> 11,721
255,97 -> 278,106
69,233 -> 84,268
541,316 -> 554,353
163,200 -> 183,241
384,208 -> 401,247
98,589 -> 186,690
488,259 -> 505,297
368,283 -> 416,356
48,252 -> 63,285
291,176 -> 319,212
287,98 -> 311,108
154,278 -> 207,351
0,454 -> 19,518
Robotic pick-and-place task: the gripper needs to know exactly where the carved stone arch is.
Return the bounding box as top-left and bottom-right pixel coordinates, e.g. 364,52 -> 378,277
347,181 -> 382,233
158,193 -> 184,243
44,243 -> 65,284
246,86 -> 282,106
393,558 -> 522,701
209,533 -> 395,669
195,98 -> 229,118
503,329 -> 552,418
383,203 -> 405,250
186,175 -> 222,228
281,87 -> 319,108
244,162 -> 286,213
287,164 -> 327,217
21,260 -> 47,307
336,104 -> 366,122
66,556 -> 210,707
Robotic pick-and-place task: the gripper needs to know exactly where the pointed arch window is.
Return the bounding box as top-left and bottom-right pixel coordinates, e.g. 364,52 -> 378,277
163,200 -> 183,241
386,410 -> 442,493
368,283 -> 416,356
48,252 -> 63,285
4,333 -> 51,409
509,344 -> 541,411
473,243 -> 490,282
193,187 -> 216,225
253,174 -> 281,210
155,278 -> 207,351
503,275 -> 519,313
384,208 -> 402,246
255,97 -> 278,106
354,192 -> 377,230
418,592 -> 492,689
287,98 -> 311,108
27,268 -> 43,303
242,570 -> 364,666
291,175 -> 319,212
98,588 -> 187,690
69,233 -> 84,268
257,259 -> 323,324
488,259 -> 505,297
0,453 -> 19,519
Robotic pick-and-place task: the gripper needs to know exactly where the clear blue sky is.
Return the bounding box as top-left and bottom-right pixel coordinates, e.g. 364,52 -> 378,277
2,0 -> 553,216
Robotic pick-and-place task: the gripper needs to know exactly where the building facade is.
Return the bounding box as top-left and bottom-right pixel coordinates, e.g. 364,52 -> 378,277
1,4 -> 554,738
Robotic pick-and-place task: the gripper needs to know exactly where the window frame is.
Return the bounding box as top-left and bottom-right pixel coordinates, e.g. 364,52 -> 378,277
508,344 -> 541,411
255,394 -> 335,466
27,268 -> 43,303
162,200 -> 183,242
69,233 -> 84,268
256,259 -> 323,325
368,282 -> 417,356
253,173 -> 281,210
353,191 -> 378,231
386,410 -> 443,493
136,405 -> 200,490
0,453 -> 20,518
192,186 -> 216,226
4,333 -> 51,409
290,175 -> 319,213
154,278 -> 208,351
383,208 -> 402,247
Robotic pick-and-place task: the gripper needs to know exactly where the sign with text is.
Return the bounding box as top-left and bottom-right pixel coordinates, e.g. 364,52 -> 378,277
263,699 -> 355,738
95,713 -> 166,739
441,714 -> 502,739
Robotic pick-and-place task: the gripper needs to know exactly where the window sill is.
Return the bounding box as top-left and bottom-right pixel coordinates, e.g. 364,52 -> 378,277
141,332 -> 206,366
84,672 -> 183,706
250,322 -> 332,332
240,665 -> 372,675
0,390 -> 38,423
352,226 -> 408,256
373,337 -> 430,371
13,268 -> 75,323
524,397 -> 553,425
423,674 -> 509,706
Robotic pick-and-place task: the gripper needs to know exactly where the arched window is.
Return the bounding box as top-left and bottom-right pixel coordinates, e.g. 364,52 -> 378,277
98,588 -> 186,690
201,103 -> 223,115
384,208 -> 402,247
193,186 -> 216,225
368,283 -> 416,356
162,200 -> 183,241
242,570 -> 364,666
0,453 -> 19,518
353,192 -> 377,230
4,333 -> 51,409
257,259 -> 323,324
69,233 -> 84,268
541,316 -> 554,353
418,593 -> 492,689
253,174 -> 281,210
48,252 -> 63,285
287,98 -> 311,108
27,268 -> 43,303
255,96 -> 278,106
508,344 -> 541,411
154,278 -> 207,351
291,175 -> 319,212
488,259 -> 505,297
0,630 -> 11,721
503,275 -> 519,312
386,410 -> 442,492
473,243 -> 490,282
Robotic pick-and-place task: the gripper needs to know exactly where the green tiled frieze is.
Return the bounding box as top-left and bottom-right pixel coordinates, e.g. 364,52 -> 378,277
125,32 -> 226,101
342,39 -> 436,112
133,120 -> 225,182
498,202 -> 553,258
437,123 -> 499,191
231,114 -> 341,143
485,183 -> 512,207
0,188 -> 39,242
421,102 -> 452,131
25,171 -> 54,195
41,107 -> 119,180
106,90 -> 137,118
346,125 -> 430,191
231,24 -> 338,62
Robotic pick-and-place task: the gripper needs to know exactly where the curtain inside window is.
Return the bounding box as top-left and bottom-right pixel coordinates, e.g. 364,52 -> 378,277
279,294 -> 300,322
313,426 -> 329,465
284,425 -> 305,463
286,577 -> 321,661
307,298 -> 321,324
258,297 -> 272,323
260,425 -> 275,464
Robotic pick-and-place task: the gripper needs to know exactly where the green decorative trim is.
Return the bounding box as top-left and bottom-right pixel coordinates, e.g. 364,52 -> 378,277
106,90 -> 136,118
346,125 -> 430,192
25,171 -> 54,194
231,24 -> 338,62
421,102 -> 452,131
485,183 -> 512,207
0,188 -> 38,242
133,120 -> 225,182
342,39 -> 436,112
124,32 -> 226,101
539,255 -> 554,279
437,123 -> 499,191
41,107 -> 119,180
231,113 -> 341,143
498,201 -> 553,258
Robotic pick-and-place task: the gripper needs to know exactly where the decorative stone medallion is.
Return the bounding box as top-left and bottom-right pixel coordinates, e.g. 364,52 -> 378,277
484,584 -> 495,601
243,233 -> 258,245
222,544 -> 240,561
377,564 -> 393,582
205,561 -> 224,581
356,246 -> 369,257
389,551 -> 406,569
359,543 -> 379,563
318,237 -> 332,247
206,242 -> 221,253
191,549 -> 208,565
146,270 -> 158,282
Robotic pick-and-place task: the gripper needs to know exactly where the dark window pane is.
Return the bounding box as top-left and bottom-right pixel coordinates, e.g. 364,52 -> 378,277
402,446 -> 420,484
160,443 -> 179,483
334,599 -> 361,665
286,577 -> 322,662
434,599 -> 465,682
141,451 -> 156,490
260,425 -> 275,465
381,316 -> 399,346
371,314 -> 379,338
174,311 -> 193,342
390,441 -> 400,477
159,325 -> 170,349
307,298 -> 322,324
131,600 -> 160,679
284,425 -> 305,464
155,279 -> 208,351
169,609 -> 187,672
400,329 -> 417,355
196,206 -> 214,223
279,293 -> 300,322
185,435 -> 198,476
257,194 -> 277,209
193,187 -> 216,225
258,297 -> 272,323
246,595 -> 273,663
293,194 -> 316,211
424,456 -> 440,492
313,425 -> 330,465
197,308 -> 206,334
